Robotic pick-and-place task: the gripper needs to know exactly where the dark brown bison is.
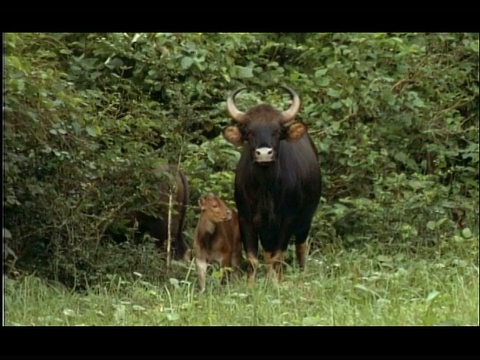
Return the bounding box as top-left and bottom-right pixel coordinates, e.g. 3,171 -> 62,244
110,164 -> 190,262
194,193 -> 242,293
222,86 -> 321,283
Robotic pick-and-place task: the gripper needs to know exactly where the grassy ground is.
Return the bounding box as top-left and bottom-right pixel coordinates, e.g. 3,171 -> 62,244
4,237 -> 478,326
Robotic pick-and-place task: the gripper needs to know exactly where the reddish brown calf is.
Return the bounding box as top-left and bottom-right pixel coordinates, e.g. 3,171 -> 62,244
194,193 -> 242,293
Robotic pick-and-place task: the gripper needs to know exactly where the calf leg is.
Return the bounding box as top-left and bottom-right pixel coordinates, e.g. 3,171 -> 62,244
230,247 -> 242,281
196,256 -> 208,293
220,255 -> 232,285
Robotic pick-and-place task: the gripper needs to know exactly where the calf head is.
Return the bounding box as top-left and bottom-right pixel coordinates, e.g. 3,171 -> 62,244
199,193 -> 232,223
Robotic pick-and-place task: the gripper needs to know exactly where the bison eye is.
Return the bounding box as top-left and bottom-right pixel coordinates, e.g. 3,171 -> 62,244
249,135 -> 254,142
279,127 -> 288,139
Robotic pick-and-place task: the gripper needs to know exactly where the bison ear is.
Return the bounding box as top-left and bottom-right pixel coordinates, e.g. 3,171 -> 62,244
223,126 -> 243,146
286,122 -> 307,142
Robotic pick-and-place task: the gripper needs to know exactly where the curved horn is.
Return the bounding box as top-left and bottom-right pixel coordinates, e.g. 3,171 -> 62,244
280,86 -> 301,124
227,87 -> 247,123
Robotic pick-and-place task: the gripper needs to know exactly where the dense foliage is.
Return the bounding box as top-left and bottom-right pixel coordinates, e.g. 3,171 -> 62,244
4,33 -> 479,288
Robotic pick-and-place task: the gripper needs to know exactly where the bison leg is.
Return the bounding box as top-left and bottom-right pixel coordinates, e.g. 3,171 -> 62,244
196,256 -> 208,293
264,251 -> 276,281
295,226 -> 311,271
246,252 -> 259,286
273,251 -> 285,280
295,242 -> 308,271
265,251 -> 285,283
239,216 -> 258,285
173,222 -> 191,262
176,240 -> 191,263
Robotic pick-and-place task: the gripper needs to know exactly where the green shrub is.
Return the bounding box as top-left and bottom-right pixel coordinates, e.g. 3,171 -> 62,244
5,32 -> 478,288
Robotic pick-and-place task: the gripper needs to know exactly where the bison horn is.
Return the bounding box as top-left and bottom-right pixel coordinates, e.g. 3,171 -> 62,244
280,86 -> 301,124
227,87 -> 247,123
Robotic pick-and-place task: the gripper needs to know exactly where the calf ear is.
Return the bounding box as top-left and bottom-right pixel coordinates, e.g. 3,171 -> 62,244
223,126 -> 243,146
286,122 -> 307,142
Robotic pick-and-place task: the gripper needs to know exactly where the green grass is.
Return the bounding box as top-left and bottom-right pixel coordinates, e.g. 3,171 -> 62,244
5,238 -> 479,326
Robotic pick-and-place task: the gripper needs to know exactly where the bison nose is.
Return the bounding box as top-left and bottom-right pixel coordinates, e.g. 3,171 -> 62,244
255,147 -> 274,162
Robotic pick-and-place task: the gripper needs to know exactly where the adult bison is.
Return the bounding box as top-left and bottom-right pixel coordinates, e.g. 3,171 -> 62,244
110,164 -> 190,262
223,86 -> 321,283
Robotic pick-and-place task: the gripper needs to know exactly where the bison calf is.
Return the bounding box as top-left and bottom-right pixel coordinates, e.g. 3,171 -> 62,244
194,193 -> 242,293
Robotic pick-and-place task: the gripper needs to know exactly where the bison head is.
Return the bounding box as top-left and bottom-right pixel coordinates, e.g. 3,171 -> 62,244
223,86 -> 307,164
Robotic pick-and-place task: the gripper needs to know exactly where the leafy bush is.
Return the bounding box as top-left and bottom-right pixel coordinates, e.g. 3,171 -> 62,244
4,32 -> 478,288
